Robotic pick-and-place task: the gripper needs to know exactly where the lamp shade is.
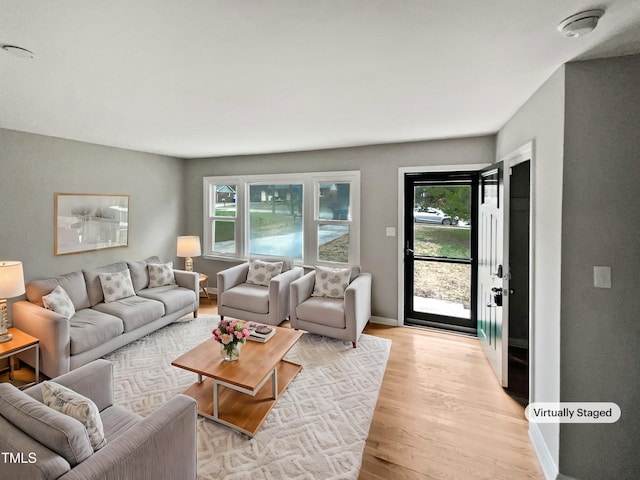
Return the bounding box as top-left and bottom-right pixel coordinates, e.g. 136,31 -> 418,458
0,261 -> 25,298
177,236 -> 202,258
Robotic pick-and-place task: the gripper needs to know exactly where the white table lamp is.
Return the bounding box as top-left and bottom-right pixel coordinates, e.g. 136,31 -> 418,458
0,261 -> 25,343
177,236 -> 201,272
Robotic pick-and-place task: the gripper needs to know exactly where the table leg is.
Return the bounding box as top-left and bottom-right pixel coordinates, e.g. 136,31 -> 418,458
272,367 -> 278,400
213,380 -> 220,419
35,344 -> 39,384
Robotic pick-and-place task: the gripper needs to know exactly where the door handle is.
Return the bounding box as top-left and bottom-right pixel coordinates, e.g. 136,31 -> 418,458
405,248 -> 414,256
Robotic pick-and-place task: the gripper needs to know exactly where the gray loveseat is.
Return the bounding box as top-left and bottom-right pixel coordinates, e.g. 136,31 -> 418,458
0,359 -> 197,480
12,257 -> 198,378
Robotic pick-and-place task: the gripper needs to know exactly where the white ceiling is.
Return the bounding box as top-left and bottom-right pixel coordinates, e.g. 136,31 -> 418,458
2,1 -> 640,159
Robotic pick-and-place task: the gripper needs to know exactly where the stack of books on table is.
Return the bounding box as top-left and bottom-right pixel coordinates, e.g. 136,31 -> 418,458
247,323 -> 276,343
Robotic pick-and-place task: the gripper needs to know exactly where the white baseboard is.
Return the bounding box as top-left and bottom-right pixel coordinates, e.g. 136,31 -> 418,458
370,316 -> 398,326
529,422 -> 558,480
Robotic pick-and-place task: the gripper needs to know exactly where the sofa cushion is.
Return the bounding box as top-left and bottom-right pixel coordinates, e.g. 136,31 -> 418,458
246,259 -> 283,287
26,270 -> 91,311
93,296 -> 165,332
98,270 -> 135,303
128,259 -> 149,293
137,285 -> 197,315
221,283 -> 269,314
296,296 -> 346,329
126,256 -> 162,292
83,262 -> 129,306
100,405 -> 142,442
148,262 -> 176,288
42,381 -> 107,451
312,266 -> 351,299
69,309 -> 124,355
0,383 -> 94,467
42,285 -> 76,319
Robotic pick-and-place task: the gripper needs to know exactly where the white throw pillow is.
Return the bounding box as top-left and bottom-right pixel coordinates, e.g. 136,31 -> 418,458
42,381 -> 107,451
98,270 -> 135,303
246,259 -> 283,287
147,262 -> 176,288
312,266 -> 351,299
42,285 -> 76,318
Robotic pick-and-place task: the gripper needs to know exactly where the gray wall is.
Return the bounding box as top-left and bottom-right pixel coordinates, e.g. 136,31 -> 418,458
560,55 -> 640,479
0,128 -> 185,306
496,67 -> 566,473
184,137 -> 496,320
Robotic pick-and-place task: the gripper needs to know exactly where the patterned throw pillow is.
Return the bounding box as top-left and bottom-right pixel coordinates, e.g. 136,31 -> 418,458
42,381 -> 107,451
148,262 -> 176,288
42,285 -> 76,318
98,270 -> 135,303
246,259 -> 283,287
312,266 -> 352,299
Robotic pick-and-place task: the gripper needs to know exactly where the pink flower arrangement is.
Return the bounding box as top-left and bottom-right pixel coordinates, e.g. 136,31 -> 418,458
212,319 -> 251,358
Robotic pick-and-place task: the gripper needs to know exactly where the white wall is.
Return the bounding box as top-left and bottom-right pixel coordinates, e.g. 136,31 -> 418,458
496,67 -> 566,476
0,128 -> 185,283
184,137 -> 496,321
560,54 -> 640,479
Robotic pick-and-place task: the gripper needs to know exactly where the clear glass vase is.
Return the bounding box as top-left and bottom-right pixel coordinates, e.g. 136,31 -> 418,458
220,342 -> 242,361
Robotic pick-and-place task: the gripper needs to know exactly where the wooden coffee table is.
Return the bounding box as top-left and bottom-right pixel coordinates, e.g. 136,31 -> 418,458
172,326 -> 304,437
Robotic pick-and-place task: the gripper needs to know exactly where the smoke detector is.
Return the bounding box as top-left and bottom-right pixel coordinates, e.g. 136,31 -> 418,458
557,9 -> 604,38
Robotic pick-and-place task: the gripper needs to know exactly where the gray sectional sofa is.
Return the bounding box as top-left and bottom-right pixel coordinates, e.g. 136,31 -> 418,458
0,359 -> 197,480
12,257 -> 199,378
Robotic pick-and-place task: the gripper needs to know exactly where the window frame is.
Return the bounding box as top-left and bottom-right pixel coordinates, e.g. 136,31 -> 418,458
203,171 -> 360,266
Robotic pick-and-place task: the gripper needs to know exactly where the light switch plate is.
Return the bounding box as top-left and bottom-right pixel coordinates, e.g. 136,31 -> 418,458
593,266 -> 611,288
386,227 -> 396,237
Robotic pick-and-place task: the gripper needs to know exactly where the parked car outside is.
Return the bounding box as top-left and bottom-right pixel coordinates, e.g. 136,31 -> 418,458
414,207 -> 458,225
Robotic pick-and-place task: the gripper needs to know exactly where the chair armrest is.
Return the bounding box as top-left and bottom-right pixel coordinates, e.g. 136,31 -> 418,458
290,271 -> 315,306
24,360 -> 114,412
59,394 -> 197,480
268,267 -> 303,324
12,300 -> 71,378
289,271 -> 316,328
345,273 -> 372,341
173,270 -> 198,294
217,263 -> 249,293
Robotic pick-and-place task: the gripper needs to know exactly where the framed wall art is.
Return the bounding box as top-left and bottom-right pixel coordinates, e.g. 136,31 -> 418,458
55,193 -> 129,255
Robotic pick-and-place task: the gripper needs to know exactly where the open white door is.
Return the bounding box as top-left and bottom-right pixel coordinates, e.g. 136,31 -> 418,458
477,162 -> 509,387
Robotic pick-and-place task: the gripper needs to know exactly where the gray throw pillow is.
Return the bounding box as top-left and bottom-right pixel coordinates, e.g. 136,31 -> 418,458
42,381 -> 107,451
312,266 -> 351,299
148,262 -> 176,288
246,259 -> 283,287
98,270 -> 135,303
42,285 -> 76,318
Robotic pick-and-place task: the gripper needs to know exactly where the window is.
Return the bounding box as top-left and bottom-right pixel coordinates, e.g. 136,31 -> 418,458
203,172 -> 359,266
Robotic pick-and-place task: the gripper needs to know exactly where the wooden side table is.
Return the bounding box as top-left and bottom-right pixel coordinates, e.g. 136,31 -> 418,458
0,327 -> 39,389
199,274 -> 212,304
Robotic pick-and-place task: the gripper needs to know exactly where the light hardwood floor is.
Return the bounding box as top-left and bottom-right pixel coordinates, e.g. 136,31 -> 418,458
199,300 -> 544,480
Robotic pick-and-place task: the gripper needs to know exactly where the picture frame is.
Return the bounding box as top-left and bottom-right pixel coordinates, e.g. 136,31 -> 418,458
55,193 -> 129,255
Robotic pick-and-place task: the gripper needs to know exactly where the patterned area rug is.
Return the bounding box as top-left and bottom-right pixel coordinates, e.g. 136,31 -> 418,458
103,315 -> 391,479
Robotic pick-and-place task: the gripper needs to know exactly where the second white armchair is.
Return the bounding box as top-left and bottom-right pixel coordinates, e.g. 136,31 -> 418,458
290,267 -> 372,348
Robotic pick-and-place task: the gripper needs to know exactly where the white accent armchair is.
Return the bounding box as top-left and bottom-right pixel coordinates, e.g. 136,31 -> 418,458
217,261 -> 304,325
290,268 -> 372,347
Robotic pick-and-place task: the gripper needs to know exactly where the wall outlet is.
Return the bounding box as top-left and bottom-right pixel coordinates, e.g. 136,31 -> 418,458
386,227 -> 396,237
593,266 -> 611,289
